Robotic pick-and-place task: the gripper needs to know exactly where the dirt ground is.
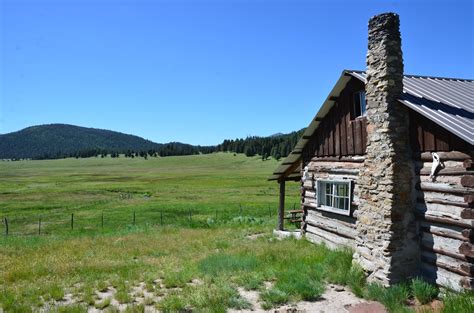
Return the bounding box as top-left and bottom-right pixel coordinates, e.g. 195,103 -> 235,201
229,284 -> 387,313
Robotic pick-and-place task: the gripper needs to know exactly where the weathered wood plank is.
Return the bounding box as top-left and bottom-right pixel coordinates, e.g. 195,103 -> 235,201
419,151 -> 473,161
421,262 -> 472,291
417,212 -> 474,228
347,119 -> 354,155
419,221 -> 470,241
421,231 -> 467,257
305,224 -> 354,248
418,182 -> 473,195
416,202 -> 470,221
305,213 -> 357,239
419,167 -> 469,176
354,119 -> 363,155
421,250 -> 474,276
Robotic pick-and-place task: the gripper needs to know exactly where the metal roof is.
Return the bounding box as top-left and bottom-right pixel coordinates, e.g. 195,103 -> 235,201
269,70 -> 473,181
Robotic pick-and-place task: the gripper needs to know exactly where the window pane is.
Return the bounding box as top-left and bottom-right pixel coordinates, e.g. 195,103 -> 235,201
360,92 -> 366,115
344,198 -> 350,210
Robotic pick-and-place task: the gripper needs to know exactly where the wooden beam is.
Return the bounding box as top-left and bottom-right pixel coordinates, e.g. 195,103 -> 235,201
418,151 -> 473,161
278,181 -> 285,231
314,117 -> 323,122
329,96 -> 339,101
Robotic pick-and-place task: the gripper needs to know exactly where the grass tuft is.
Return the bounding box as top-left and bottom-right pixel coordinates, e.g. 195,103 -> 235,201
198,253 -> 258,276
95,297 -> 111,309
411,277 -> 438,305
442,290 -> 474,313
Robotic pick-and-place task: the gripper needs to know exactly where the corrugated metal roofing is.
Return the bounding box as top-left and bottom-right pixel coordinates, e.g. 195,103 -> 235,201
269,70 -> 473,181
347,70 -> 474,145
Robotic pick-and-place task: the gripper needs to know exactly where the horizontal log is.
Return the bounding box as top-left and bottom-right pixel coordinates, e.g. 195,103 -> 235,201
464,159 -> 473,170
422,245 -> 471,262
303,180 -> 314,189
421,262 -> 472,291
310,156 -> 365,163
418,191 -> 466,204
421,250 -> 474,276
418,198 -> 469,208
305,213 -> 357,239
416,213 -> 474,228
314,168 -> 360,175
418,182 -> 473,195
420,221 -> 470,241
305,231 -> 340,250
420,174 -> 462,185
307,161 -> 363,169
419,151 -> 473,161
416,202 -> 468,221
305,191 -> 316,199
419,167 -> 469,176
461,175 -> 474,188
459,243 -> 474,258
421,232 -> 467,257
307,209 -> 356,225
305,224 -> 354,249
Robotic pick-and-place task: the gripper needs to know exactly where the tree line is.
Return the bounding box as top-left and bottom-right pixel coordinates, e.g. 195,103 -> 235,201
4,127 -> 305,161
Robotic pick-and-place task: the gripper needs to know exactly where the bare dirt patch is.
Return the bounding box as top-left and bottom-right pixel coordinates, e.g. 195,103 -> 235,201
231,284 -> 385,313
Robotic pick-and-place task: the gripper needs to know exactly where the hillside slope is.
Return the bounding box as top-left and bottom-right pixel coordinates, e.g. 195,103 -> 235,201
0,124 -> 163,159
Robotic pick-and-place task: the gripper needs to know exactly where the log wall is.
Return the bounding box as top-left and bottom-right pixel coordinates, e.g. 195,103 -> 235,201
301,156 -> 364,249
415,151 -> 474,291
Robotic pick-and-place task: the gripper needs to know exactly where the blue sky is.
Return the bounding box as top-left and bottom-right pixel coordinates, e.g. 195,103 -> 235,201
1,0 -> 472,145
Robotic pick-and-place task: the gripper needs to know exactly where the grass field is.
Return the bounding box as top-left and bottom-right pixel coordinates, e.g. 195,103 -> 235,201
1,153 -> 472,312
0,153 -> 299,235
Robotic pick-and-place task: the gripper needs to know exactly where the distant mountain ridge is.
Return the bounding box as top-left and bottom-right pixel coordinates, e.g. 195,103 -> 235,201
0,123 -> 304,160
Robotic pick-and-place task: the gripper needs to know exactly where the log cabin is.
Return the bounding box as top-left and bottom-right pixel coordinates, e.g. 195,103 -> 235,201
269,13 -> 473,291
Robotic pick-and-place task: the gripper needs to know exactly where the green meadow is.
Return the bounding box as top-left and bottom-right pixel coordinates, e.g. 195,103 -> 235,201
0,153 -> 299,235
1,153 -> 472,312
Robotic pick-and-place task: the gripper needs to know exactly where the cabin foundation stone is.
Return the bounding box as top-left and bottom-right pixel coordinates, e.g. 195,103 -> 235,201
354,13 -> 419,285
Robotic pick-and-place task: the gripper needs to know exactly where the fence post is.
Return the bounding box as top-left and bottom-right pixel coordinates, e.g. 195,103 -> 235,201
4,217 -> 8,236
38,216 -> 41,235
71,213 -> 74,230
239,204 -> 243,215
133,211 -> 136,225
101,212 -> 104,229
160,211 -> 163,225
268,205 -> 272,217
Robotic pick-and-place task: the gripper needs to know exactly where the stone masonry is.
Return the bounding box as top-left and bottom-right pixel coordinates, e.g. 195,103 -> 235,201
354,13 -> 419,285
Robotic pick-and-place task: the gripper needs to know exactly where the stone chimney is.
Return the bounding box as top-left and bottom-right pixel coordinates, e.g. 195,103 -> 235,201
354,13 -> 419,285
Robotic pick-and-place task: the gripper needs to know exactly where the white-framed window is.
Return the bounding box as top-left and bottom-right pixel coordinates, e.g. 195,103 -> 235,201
316,180 -> 352,216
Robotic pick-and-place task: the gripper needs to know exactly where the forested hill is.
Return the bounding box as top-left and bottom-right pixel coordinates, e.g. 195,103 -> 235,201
0,124 -> 304,160
0,124 -> 206,160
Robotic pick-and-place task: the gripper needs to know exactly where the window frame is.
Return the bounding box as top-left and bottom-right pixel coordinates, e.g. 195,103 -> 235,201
316,179 -> 352,216
352,90 -> 367,119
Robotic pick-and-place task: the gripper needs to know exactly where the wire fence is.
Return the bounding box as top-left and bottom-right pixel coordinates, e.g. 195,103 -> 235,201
0,203 -> 299,237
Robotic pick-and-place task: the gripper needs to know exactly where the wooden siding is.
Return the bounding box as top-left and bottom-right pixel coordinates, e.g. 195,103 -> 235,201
415,151 -> 474,290
302,78 -> 367,163
410,110 -> 473,153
